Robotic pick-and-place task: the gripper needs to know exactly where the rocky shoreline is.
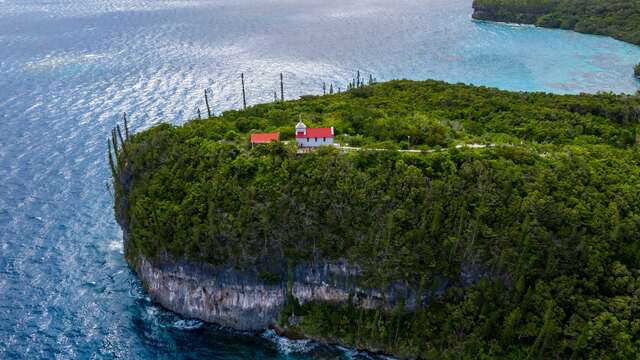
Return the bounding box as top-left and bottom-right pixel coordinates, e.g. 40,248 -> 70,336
122,229 -> 409,356
118,166 -> 420,344
124,238 -> 413,328
127,238 -> 360,326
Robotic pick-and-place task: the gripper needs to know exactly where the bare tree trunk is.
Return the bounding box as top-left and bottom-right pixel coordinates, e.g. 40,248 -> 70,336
123,112 -> 129,140
116,125 -> 126,153
241,73 -> 247,110
204,89 -> 212,118
280,73 -> 284,102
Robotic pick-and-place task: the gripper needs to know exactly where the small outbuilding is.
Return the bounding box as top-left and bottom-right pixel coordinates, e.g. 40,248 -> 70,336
250,132 -> 280,146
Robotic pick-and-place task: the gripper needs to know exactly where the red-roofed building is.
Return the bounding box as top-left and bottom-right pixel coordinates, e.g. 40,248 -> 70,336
250,132 -> 280,146
295,121 -> 334,148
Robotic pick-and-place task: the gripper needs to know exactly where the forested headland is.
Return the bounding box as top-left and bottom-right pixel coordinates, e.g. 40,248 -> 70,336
112,80 -> 640,358
472,0 -> 640,46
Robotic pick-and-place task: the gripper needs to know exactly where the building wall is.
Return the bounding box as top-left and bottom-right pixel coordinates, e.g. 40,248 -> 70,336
296,137 -> 334,147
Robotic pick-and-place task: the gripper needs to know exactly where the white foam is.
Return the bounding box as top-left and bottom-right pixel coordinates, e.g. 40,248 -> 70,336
261,329 -> 317,354
107,240 -> 123,253
172,319 -> 203,330
337,345 -> 398,360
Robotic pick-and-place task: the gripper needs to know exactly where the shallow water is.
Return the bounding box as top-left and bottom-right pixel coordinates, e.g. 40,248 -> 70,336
1,0 -> 639,358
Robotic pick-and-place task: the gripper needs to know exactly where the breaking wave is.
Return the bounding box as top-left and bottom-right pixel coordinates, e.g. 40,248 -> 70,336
262,329 -> 318,354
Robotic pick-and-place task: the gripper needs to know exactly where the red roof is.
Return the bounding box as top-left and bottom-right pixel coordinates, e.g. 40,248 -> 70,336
296,127 -> 334,139
251,132 -> 280,143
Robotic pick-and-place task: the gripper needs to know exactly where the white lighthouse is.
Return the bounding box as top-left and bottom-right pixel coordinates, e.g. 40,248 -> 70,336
295,120 -> 335,148
295,121 -> 307,137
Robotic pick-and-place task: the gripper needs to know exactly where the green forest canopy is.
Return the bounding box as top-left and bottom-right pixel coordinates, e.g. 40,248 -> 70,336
114,80 -> 640,358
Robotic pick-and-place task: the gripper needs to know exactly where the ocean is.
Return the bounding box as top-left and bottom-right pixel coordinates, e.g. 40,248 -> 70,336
1,0 -> 639,358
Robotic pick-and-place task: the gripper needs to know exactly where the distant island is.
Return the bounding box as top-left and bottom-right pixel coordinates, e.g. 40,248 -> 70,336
472,0 -> 640,45
112,79 -> 640,358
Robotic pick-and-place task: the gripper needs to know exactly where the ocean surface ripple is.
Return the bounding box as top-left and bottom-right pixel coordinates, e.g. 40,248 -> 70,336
0,0 -> 639,358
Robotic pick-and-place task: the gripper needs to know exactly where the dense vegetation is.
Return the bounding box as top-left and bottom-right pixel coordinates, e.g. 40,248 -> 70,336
472,0 -> 640,46
113,80 -> 640,358
636,63 -> 640,78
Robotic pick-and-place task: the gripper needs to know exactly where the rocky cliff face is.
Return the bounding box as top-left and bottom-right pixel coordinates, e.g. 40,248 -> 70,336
126,235 -> 395,330
117,167 -> 397,331
136,255 -> 283,330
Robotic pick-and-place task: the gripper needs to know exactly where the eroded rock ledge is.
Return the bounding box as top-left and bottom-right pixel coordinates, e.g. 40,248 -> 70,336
127,245 -> 397,331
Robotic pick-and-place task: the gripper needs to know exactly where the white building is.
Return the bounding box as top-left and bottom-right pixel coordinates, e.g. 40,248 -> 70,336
295,121 -> 335,148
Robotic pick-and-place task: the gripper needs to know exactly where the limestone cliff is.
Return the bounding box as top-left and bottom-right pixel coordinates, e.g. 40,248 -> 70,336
117,169 -> 426,333
128,251 -> 385,330
122,226 -> 411,332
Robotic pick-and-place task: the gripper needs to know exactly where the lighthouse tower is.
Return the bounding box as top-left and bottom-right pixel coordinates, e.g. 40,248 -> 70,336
295,120 -> 307,137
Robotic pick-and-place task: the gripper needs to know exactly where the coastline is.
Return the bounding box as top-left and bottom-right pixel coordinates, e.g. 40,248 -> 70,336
113,76 -> 640,358
471,1 -> 640,47
122,228 -> 411,357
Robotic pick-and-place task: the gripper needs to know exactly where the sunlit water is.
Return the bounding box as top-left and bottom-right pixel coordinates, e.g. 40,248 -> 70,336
1,0 -> 639,358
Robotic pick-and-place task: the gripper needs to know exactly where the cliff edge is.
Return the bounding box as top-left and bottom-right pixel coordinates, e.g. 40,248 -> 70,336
110,80 -> 640,359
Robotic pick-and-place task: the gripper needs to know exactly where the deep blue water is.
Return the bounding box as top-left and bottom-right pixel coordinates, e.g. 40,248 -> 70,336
1,0 -> 639,358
